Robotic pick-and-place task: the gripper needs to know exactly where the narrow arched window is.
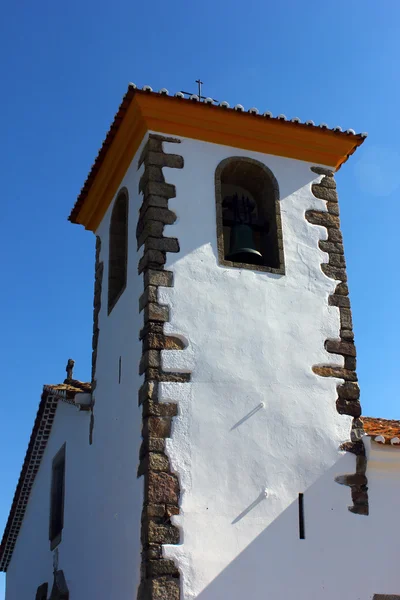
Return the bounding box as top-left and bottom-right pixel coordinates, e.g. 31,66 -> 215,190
108,189 -> 128,313
215,157 -> 284,274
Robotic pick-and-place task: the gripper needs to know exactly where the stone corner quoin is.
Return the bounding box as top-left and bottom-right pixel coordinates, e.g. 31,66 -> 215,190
136,133 -> 189,600
306,165 -> 368,517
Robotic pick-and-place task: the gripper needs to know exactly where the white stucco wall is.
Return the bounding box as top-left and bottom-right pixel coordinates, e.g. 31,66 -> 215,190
147,135 -> 400,598
6,132 -> 400,600
6,401 -> 91,599
5,137 -> 148,600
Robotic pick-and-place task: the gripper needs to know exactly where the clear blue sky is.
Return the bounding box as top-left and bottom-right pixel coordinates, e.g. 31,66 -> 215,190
1,0 -> 399,596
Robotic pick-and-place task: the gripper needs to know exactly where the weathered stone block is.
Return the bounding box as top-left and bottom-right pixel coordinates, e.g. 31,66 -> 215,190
329,294 -> 350,308
144,303 -> 170,323
142,136 -> 163,155
145,151 -> 184,169
139,286 -> 158,312
340,308 -> 353,330
143,401 -> 178,418
327,227 -> 343,243
139,250 -> 166,274
329,253 -> 346,267
143,333 -> 185,351
349,504 -> 369,516
143,504 -> 166,518
138,453 -> 168,477
142,519 -> 177,545
137,220 -> 165,249
139,166 -> 165,194
340,441 -> 365,456
144,416 -> 172,438
143,368 -> 191,383
144,269 -> 174,288
147,452 -> 170,472
319,241 -> 342,254
143,543 -> 163,560
335,282 -> 349,296
337,382 -> 360,400
147,559 -> 179,577
145,237 -> 180,253
327,202 -> 340,216
142,181 -> 176,199
138,381 -> 159,405
159,371 -> 191,383
139,350 -> 161,375
312,365 -> 357,381
140,195 -> 170,216
319,176 -> 337,189
166,504 -> 180,517
325,339 -> 356,357
311,184 -> 338,201
140,438 -> 166,459
141,207 -> 177,225
336,398 -> 361,418
310,166 -> 335,177
148,576 -> 180,600
306,210 -> 340,228
321,264 -> 347,281
140,322 -> 165,341
340,328 -> 354,341
335,473 -> 367,487
344,356 -> 357,370
147,471 -> 179,504
150,133 -> 181,144
351,489 -> 369,504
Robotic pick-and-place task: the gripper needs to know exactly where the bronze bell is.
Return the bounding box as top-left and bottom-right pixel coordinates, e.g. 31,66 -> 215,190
226,223 -> 264,265
223,193 -> 264,265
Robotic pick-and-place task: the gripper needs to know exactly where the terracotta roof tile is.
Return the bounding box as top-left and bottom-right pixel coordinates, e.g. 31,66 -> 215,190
49,380 -> 92,395
69,84 -> 367,225
362,417 -> 400,446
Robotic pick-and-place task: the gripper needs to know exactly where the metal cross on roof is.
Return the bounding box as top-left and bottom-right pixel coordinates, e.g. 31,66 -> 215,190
180,79 -> 218,103
195,79 -> 203,99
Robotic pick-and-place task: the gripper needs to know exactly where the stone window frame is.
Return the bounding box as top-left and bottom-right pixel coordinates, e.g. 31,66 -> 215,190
49,443 -> 66,550
215,156 -> 285,275
108,187 -> 129,314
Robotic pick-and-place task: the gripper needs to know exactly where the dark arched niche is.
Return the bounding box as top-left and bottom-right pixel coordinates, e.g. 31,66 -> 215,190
215,157 -> 285,274
108,188 -> 129,314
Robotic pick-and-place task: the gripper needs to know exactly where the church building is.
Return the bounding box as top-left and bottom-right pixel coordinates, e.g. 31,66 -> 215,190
1,84 -> 399,599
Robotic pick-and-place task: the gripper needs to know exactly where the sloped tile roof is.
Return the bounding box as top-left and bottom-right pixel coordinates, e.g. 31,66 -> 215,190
69,84 -> 367,225
362,417 -> 400,446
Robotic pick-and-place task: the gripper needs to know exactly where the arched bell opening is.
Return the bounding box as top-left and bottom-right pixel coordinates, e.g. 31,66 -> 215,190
215,157 -> 285,273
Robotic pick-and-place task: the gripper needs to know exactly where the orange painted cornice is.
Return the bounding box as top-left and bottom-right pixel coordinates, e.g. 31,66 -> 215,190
70,87 -> 366,232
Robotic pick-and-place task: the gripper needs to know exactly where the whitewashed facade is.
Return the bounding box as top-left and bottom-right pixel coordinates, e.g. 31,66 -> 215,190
2,88 -> 399,600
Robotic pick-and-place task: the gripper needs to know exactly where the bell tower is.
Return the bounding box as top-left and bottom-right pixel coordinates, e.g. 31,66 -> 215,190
70,84 -> 367,600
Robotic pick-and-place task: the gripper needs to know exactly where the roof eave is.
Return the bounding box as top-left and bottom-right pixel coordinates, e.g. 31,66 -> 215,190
69,85 -> 366,232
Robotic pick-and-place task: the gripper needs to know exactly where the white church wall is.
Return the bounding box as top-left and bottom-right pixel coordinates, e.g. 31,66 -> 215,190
6,136 -> 148,600
171,443 -> 400,600
150,135 -> 376,598
82,134 -> 148,600
6,129 -> 399,600
5,402 -> 91,599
